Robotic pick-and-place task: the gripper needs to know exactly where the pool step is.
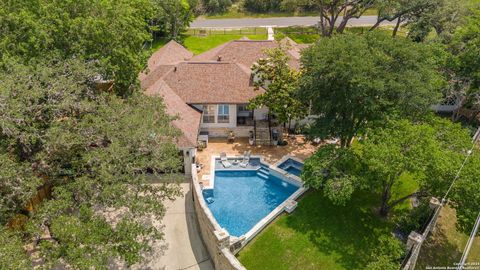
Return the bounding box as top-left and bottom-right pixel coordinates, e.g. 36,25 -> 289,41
257,171 -> 269,179
258,167 -> 269,175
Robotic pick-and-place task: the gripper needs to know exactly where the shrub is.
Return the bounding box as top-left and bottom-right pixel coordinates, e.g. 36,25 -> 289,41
243,0 -> 280,12
203,0 -> 232,13
395,200 -> 433,235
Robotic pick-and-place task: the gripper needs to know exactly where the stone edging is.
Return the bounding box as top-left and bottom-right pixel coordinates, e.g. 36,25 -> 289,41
191,165 -> 246,270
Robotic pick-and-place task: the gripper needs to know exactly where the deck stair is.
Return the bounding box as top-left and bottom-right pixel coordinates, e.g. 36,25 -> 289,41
257,163 -> 270,179
254,120 -> 271,146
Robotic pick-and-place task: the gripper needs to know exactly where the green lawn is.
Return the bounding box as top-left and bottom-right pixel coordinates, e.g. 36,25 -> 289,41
416,206 -> 480,269
391,173 -> 419,212
183,34 -> 267,55
147,33 -> 267,56
275,25 -> 410,44
237,191 -> 403,270
275,27 -> 320,44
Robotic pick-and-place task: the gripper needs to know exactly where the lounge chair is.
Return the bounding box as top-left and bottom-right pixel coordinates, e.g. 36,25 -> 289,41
220,152 -> 232,168
239,151 -> 251,168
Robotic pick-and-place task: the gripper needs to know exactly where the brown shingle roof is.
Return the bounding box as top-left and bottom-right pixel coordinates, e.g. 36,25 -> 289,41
191,40 -> 277,70
191,39 -> 306,71
140,65 -> 175,89
140,38 -> 309,148
147,40 -> 193,70
162,61 -> 264,104
144,79 -> 201,148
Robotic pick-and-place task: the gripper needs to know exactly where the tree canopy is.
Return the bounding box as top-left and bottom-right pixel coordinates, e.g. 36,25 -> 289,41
302,117 -> 479,227
0,58 -> 183,268
0,0 -> 194,96
298,31 -> 445,147
249,45 -> 307,129
155,0 -> 194,40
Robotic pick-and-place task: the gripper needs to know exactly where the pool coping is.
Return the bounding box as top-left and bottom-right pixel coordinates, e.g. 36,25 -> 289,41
200,154 -> 308,254
271,155 -> 304,180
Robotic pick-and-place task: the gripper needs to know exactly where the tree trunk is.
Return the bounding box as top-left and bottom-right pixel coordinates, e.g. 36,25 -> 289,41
369,19 -> 383,31
379,185 -> 391,217
336,17 -> 349,34
392,16 -> 402,37
388,192 -> 420,210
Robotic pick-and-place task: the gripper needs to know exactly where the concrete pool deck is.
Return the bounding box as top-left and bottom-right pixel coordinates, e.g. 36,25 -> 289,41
196,136 -> 320,186
138,182 -> 214,270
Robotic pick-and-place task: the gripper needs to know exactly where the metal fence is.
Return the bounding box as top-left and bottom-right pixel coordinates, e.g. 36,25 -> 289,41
186,27 -> 268,36
400,198 -> 443,270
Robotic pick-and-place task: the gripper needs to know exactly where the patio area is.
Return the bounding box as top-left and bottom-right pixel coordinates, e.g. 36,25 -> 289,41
195,136 -> 320,186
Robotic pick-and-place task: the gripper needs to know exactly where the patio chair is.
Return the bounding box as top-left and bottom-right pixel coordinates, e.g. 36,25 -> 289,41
239,150 -> 251,168
220,152 -> 232,168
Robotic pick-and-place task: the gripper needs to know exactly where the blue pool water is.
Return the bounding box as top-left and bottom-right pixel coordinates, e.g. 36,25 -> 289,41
278,159 -> 304,176
203,170 -> 298,237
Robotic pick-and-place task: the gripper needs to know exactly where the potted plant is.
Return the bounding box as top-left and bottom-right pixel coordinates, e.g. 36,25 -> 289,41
272,129 -> 279,146
197,140 -> 206,151
227,130 -> 235,143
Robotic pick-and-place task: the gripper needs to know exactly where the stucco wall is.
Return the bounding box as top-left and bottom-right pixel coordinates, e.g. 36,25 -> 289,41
201,126 -> 253,138
195,104 -> 238,129
191,166 -> 246,270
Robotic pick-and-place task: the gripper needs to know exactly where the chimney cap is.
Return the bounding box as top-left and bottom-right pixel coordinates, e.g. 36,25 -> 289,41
217,56 -> 222,62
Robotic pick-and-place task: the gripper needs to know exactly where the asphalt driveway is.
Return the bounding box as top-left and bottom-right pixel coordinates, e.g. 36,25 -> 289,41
191,15 -> 396,28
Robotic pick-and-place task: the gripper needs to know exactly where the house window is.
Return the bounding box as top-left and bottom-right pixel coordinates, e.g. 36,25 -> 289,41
202,105 -> 215,123
218,104 -> 230,123
238,105 -> 249,112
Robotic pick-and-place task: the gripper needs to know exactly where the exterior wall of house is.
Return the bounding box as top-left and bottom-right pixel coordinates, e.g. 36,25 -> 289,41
193,104 -> 237,129
203,126 -> 253,137
204,104 -> 237,129
193,104 -> 266,138
254,106 -> 269,120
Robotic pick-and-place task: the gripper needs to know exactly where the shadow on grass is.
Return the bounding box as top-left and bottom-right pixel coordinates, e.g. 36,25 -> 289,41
415,206 -> 475,269
415,228 -> 462,270
282,190 -> 396,269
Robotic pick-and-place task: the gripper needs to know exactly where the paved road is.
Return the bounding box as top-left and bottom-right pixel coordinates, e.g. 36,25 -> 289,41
191,15 -> 395,28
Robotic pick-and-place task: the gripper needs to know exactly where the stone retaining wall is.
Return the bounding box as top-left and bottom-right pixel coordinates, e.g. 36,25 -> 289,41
191,165 -> 246,270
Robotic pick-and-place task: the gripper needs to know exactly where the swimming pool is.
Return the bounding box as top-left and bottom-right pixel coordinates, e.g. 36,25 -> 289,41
278,158 -> 304,177
203,169 -> 299,237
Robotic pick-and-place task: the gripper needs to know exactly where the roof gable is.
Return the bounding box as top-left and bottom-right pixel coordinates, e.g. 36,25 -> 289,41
147,40 -> 193,70
191,40 -> 277,70
144,79 -> 201,148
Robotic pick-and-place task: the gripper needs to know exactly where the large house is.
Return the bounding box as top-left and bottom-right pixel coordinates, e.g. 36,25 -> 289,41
140,38 -> 307,174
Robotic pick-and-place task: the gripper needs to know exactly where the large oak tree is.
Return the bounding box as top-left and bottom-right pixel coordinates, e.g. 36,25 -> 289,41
302,117 -> 478,224
0,58 -> 183,268
298,31 -> 445,147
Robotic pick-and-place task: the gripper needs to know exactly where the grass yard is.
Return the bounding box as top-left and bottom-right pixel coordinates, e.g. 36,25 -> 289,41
275,27 -> 320,44
147,32 -> 268,56
415,206 -> 480,269
275,25 -> 410,44
183,34 -> 267,55
237,190 -> 404,270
